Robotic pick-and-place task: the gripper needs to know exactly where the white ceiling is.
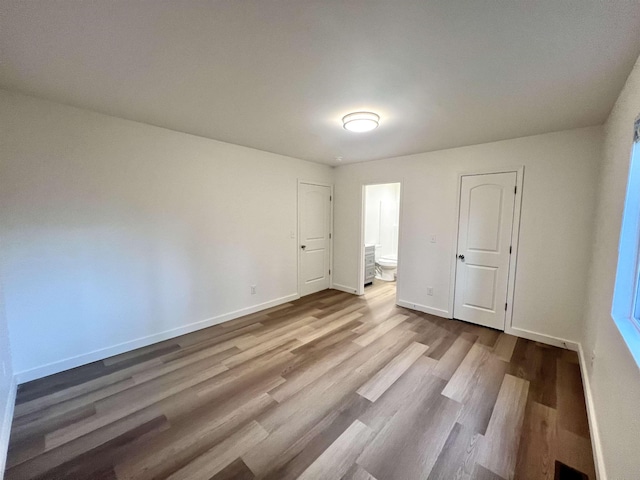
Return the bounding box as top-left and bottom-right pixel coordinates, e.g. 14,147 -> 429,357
1,1 -> 640,165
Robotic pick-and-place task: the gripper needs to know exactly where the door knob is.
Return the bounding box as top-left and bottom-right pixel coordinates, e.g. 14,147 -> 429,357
301,245 -> 306,250
458,254 -> 465,261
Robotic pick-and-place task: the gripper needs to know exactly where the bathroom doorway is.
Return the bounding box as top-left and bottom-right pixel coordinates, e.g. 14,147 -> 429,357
360,182 -> 402,295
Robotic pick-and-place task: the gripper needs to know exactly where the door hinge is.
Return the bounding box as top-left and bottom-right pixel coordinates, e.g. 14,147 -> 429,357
329,233 -> 332,239
514,185 -> 517,194
329,269 -> 331,275
330,195 -> 332,201
509,246 -> 512,254
505,303 -> 508,311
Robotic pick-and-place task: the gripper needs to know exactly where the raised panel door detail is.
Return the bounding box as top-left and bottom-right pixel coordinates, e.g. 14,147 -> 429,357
467,185 -> 503,253
305,190 -> 327,240
305,249 -> 326,282
462,265 -> 498,312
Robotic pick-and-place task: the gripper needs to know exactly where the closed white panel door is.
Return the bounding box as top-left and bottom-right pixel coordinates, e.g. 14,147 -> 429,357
299,183 -> 331,296
454,172 -> 517,330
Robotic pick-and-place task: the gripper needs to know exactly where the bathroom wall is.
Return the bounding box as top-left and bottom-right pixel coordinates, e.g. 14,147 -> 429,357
364,183 -> 401,259
0,89 -> 333,382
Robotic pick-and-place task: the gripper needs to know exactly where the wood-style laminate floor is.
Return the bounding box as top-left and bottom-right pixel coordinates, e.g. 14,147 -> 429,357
5,281 -> 596,480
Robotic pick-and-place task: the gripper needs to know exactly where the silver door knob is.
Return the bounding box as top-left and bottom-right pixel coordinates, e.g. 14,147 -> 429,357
458,254 -> 465,261
301,245 -> 306,250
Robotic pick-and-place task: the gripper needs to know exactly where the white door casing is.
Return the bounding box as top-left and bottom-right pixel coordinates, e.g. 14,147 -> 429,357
299,182 -> 332,297
453,172 -> 517,330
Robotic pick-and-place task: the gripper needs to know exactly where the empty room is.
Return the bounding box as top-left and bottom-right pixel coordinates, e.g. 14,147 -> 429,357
1,1 -> 640,479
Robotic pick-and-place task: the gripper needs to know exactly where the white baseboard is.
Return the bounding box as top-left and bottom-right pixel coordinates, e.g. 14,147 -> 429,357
331,284 -> 359,295
0,376 -> 17,477
396,299 -> 450,319
4,293 -> 607,480
14,293 -> 300,384
577,344 -> 607,480
505,326 -> 579,351
498,330 -> 605,479
391,307 -> 605,478
363,297 -> 605,477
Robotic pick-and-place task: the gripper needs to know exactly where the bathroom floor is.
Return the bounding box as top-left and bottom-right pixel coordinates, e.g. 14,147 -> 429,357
6,282 -> 595,479
367,277 -> 391,288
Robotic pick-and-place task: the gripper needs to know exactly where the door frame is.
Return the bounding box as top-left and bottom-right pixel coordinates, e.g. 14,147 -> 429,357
357,180 -> 404,297
297,180 -> 334,296
448,166 -> 524,332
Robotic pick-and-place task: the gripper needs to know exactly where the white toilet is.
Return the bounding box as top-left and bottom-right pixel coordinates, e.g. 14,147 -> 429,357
376,254 -> 397,281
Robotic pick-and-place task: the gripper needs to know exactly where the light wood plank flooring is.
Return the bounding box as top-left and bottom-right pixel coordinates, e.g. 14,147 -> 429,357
5,281 -> 596,479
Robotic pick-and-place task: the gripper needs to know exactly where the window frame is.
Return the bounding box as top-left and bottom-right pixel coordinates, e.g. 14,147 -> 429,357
612,116 -> 640,367
634,256 -> 640,323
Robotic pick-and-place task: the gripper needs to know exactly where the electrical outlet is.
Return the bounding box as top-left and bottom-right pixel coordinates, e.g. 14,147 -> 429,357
250,285 -> 257,295
427,287 -> 434,296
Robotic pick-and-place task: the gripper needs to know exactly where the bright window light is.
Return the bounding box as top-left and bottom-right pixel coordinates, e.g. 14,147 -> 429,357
612,119 -> 640,367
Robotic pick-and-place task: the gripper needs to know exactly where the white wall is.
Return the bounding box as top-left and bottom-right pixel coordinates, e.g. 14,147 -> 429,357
582,56 -> 640,479
364,183 -> 400,259
334,127 -> 602,343
0,275 -> 16,474
0,90 -> 333,382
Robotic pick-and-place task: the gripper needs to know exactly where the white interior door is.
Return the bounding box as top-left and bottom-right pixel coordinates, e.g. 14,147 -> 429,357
454,172 -> 517,330
299,183 -> 332,296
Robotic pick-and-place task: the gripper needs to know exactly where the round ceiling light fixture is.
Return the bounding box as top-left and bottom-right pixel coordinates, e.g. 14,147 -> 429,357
342,111 -> 380,132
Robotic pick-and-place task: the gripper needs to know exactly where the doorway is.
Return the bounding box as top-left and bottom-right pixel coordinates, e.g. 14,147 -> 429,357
298,181 -> 333,297
453,170 -> 523,330
361,183 -> 401,294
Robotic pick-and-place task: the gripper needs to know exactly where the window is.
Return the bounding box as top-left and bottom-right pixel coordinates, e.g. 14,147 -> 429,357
612,116 -> 640,366
635,262 -> 640,323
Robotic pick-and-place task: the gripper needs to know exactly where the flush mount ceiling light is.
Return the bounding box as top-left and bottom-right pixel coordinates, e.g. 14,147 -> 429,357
342,112 -> 380,132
